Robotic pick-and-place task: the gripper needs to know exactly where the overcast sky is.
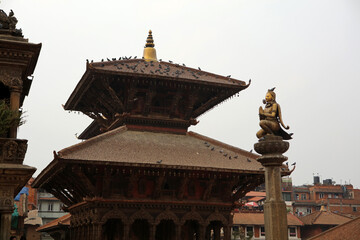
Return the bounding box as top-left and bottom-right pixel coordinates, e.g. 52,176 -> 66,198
3,0 -> 360,188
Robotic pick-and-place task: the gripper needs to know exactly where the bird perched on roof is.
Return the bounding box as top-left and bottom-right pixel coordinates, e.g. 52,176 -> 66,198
91,60 -> 93,63
157,160 -> 162,164
183,63 -> 186,67
250,149 -> 253,153
101,59 -> 104,62
107,58 -> 111,61
198,67 -> 201,70
169,60 -> 173,63
211,147 -> 214,151
159,59 -> 162,62
219,150 -> 223,153
247,158 -> 251,162
86,59 -> 89,63
234,155 -> 238,159
227,75 -> 231,78
134,56 -> 137,59
291,162 -> 296,166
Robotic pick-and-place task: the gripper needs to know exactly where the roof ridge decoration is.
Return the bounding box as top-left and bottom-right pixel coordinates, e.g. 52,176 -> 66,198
0,9 -> 23,37
143,30 -> 157,62
145,30 -> 155,48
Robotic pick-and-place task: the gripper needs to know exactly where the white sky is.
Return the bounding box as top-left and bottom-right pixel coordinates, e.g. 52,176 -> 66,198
2,0 -> 360,187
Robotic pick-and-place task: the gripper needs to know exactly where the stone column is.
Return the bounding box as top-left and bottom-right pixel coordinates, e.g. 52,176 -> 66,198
0,186 -> 14,240
254,135 -> 289,240
0,211 -> 12,240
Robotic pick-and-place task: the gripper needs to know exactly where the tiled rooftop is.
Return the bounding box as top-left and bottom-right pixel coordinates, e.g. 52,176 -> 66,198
233,212 -> 303,226
57,126 -> 263,172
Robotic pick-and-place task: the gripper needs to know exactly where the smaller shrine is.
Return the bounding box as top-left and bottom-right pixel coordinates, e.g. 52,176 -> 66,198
0,9 -> 41,240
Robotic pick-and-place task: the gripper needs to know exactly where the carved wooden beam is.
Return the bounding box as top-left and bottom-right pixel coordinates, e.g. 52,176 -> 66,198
153,175 -> 165,199
126,174 -> 138,198
169,90 -> 182,118
202,179 -> 215,201
192,90 -> 229,117
231,175 -> 264,201
73,166 -> 98,197
45,183 -> 73,206
143,85 -> 156,116
177,176 -> 189,200
58,171 -> 86,202
184,92 -> 199,119
103,78 -> 125,112
126,80 -> 138,112
223,179 -> 239,202
102,168 -> 112,198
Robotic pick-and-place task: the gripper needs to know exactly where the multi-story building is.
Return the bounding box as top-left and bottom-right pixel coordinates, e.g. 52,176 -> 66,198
37,189 -> 67,240
293,177 -> 360,217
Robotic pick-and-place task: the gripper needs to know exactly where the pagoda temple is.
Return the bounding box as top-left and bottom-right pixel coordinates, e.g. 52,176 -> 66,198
33,31 -> 269,240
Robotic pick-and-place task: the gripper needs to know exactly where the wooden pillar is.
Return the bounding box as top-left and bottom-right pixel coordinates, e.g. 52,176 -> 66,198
150,224 -> 156,240
199,225 -> 206,240
92,223 -> 102,240
175,224 -> 182,240
214,224 -> 221,240
123,223 -> 130,240
224,225 -> 231,240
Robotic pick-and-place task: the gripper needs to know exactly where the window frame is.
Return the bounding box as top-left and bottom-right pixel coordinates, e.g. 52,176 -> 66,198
289,226 -> 297,237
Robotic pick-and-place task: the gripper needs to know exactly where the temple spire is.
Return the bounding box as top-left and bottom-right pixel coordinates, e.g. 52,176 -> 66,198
143,30 -> 157,62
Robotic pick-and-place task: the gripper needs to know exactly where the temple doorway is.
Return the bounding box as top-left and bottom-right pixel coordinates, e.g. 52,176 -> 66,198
103,219 -> 124,240
130,219 -> 150,240
182,220 -> 200,240
155,219 -> 176,240
206,221 -> 224,240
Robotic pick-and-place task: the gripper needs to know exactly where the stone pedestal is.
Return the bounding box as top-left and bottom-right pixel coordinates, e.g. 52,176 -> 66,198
254,135 -> 289,240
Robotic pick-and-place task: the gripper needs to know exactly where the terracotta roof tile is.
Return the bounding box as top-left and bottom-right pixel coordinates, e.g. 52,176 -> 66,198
57,127 -> 264,173
233,212 -> 303,226
248,196 -> 265,202
36,213 -> 70,232
245,191 -> 267,197
300,211 -> 353,225
307,216 -> 360,240
89,59 -> 248,87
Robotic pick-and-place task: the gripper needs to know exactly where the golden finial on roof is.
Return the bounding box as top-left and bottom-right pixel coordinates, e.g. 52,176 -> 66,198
143,30 -> 157,62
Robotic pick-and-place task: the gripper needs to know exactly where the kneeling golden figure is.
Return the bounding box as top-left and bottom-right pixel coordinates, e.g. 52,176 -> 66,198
256,88 -> 292,140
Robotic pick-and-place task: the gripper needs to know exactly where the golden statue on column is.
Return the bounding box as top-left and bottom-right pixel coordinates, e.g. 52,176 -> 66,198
256,87 -> 292,140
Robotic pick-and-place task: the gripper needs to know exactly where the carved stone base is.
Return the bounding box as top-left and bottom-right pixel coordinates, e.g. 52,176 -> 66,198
254,135 -> 289,166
